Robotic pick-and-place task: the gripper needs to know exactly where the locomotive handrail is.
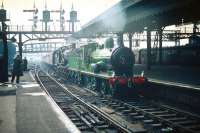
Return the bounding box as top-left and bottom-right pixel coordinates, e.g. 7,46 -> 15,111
67,68 -> 112,80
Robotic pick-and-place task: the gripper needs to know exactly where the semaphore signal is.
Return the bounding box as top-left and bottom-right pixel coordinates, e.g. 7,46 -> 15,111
23,1 -> 38,30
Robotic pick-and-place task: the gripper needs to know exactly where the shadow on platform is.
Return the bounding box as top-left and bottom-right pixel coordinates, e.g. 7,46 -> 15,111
0,89 -> 16,96
134,64 -> 200,87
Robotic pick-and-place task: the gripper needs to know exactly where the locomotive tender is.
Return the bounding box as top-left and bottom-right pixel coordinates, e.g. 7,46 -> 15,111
49,38 -> 147,98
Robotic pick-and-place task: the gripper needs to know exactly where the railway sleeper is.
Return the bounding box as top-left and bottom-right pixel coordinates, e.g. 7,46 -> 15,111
133,115 -> 146,121
84,115 -> 96,124
187,125 -> 200,131
137,106 -> 155,110
75,106 -> 86,114
110,104 -> 121,108
174,120 -> 198,126
149,110 -> 169,115
66,113 -> 78,118
63,110 -> 76,116
77,109 -> 86,115
90,115 -> 106,125
156,113 -> 177,118
143,119 -> 154,124
87,113 -> 102,124
73,110 -> 93,128
134,105 -> 151,109
56,101 -> 67,105
94,121 -> 107,127
78,125 -> 92,131
151,123 -> 162,128
115,106 -> 126,111
99,99 -> 109,103
54,93 -> 66,97
95,124 -> 110,130
74,122 -> 86,127
54,92 -> 67,95
142,108 -> 157,111
54,97 -> 68,102
67,110 -> 80,117
80,116 -> 93,128
129,112 -> 140,117
62,107 -> 73,113
70,117 -> 81,122
121,109 -> 132,114
143,120 -> 165,131
166,117 -> 187,122
109,101 -> 118,104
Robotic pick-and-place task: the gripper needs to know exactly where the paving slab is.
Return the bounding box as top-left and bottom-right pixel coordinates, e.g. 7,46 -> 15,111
0,71 -> 80,133
0,84 -> 16,133
134,64 -> 200,89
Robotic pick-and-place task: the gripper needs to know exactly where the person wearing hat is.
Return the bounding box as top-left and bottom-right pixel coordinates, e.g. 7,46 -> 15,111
11,55 -> 22,83
23,57 -> 28,71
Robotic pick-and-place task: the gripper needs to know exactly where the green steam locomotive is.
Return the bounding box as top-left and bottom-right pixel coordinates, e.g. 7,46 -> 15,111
51,38 -> 147,98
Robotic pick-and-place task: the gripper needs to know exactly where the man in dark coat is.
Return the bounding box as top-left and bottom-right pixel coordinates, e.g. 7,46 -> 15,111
23,57 -> 28,71
11,55 -> 22,83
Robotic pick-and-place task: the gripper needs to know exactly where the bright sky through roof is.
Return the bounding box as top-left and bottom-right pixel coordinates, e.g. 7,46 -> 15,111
2,0 -> 120,28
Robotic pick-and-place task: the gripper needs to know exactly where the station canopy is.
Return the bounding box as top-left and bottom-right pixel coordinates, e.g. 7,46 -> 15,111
75,0 -> 200,38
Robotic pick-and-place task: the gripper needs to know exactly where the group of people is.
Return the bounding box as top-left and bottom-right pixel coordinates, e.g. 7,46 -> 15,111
11,55 -> 28,83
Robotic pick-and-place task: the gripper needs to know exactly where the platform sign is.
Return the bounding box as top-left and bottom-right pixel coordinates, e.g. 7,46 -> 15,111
0,9 -> 6,21
43,10 -> 50,22
70,10 -> 77,21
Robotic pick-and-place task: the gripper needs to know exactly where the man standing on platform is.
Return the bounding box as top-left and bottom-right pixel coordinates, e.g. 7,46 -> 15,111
11,55 -> 22,83
23,57 -> 28,71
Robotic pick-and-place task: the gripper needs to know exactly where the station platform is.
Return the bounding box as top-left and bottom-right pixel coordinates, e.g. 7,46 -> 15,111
134,64 -> 200,90
0,71 -> 80,133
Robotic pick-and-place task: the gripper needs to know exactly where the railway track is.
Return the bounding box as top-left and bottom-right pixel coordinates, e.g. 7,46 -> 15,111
48,67 -> 200,133
35,70 -> 139,133
108,99 -> 200,133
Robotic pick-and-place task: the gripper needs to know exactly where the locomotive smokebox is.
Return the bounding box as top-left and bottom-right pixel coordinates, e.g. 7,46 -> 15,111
111,47 -> 135,76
